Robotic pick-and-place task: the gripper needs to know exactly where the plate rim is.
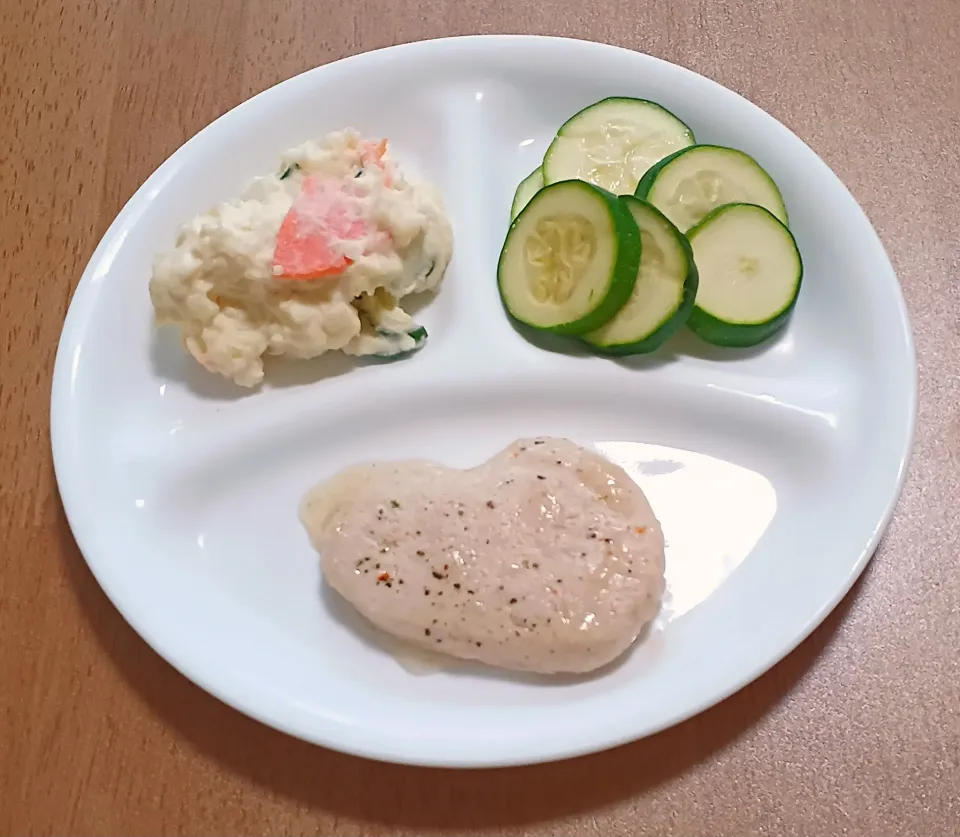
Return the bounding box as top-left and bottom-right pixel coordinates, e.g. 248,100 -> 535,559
50,34 -> 918,768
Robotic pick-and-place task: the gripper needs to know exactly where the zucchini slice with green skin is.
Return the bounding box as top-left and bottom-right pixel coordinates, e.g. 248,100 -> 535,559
510,167 -> 544,220
686,203 -> 802,347
582,196 -> 698,355
498,180 -> 641,335
636,144 -> 788,233
542,97 -> 695,195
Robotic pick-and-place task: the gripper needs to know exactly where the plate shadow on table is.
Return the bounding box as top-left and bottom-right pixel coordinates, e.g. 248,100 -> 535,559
57,500 -> 868,830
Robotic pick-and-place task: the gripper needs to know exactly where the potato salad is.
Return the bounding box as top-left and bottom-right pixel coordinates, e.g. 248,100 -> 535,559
149,129 -> 453,387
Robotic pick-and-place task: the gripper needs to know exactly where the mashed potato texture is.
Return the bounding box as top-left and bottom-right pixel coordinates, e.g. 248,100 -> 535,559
149,129 -> 453,387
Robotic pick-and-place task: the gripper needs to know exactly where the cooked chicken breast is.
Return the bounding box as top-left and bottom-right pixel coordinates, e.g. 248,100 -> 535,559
300,437 -> 665,674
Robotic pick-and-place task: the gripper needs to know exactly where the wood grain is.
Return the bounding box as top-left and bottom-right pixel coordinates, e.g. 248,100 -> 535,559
2,1 -> 959,834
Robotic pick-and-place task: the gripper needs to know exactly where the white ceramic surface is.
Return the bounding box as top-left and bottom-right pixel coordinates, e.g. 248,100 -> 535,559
51,36 -> 916,768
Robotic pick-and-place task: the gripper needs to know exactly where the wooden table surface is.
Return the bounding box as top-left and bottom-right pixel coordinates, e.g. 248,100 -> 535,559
2,1 -> 959,834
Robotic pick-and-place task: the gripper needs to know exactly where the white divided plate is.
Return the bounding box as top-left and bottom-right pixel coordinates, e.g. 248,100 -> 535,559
52,36 -> 916,768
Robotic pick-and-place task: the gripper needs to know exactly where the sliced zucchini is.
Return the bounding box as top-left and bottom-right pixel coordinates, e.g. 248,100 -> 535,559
582,197 -> 698,354
686,203 -> 802,347
511,167 -> 544,220
542,97 -> 694,195
636,144 -> 788,233
498,180 -> 641,335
